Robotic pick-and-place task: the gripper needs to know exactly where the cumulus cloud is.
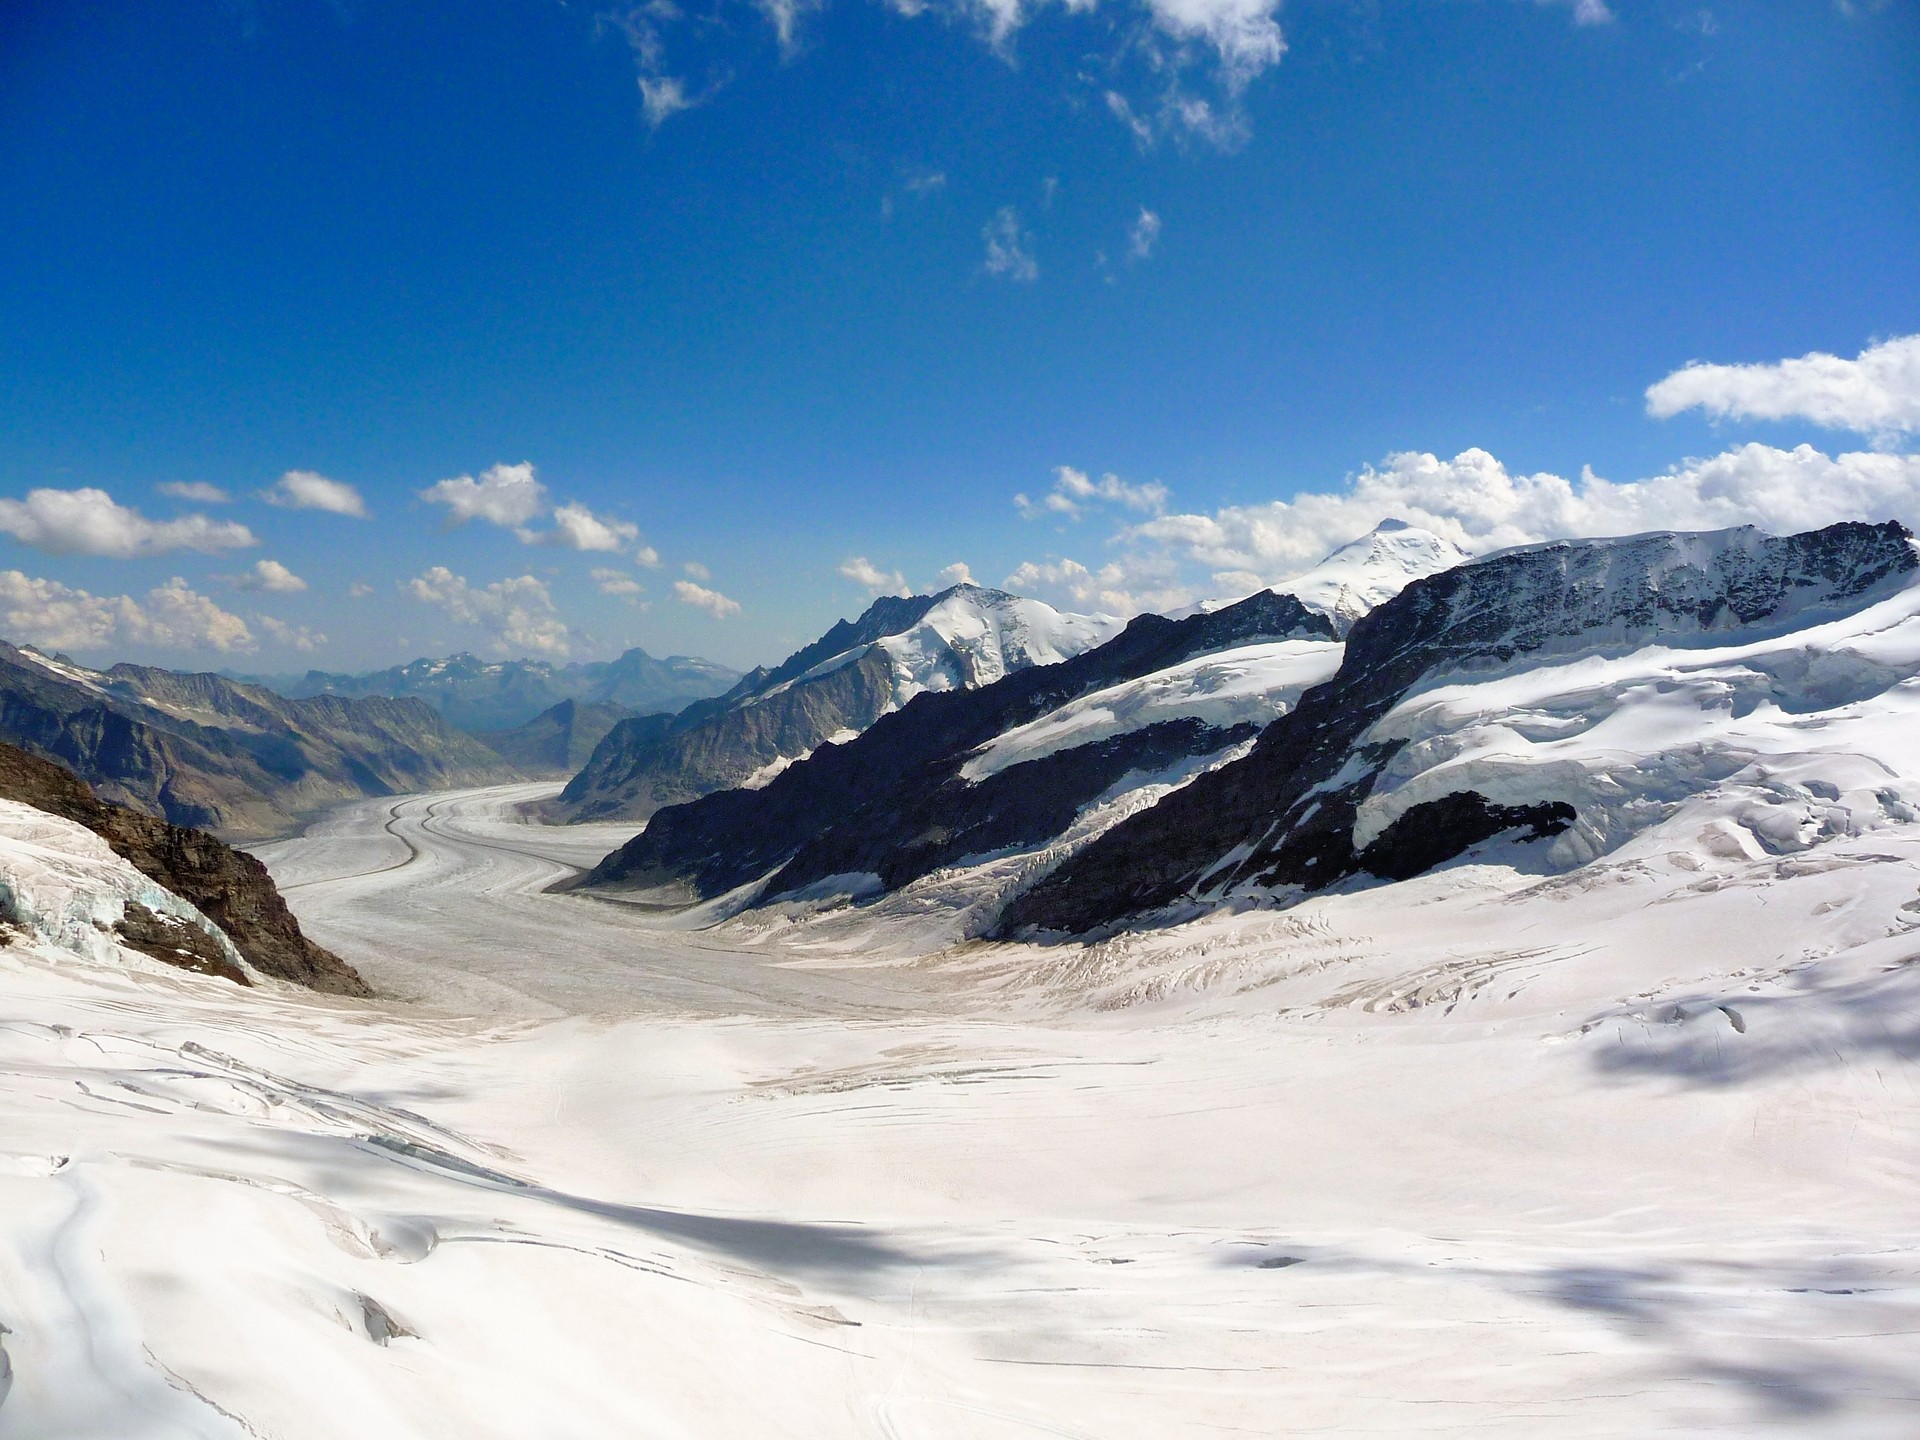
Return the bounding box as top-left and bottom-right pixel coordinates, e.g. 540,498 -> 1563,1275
1007,441 -> 1920,617
421,462 -> 549,529
1646,334 -> 1920,445
983,206 -> 1038,283
937,561 -> 975,587
264,470 -> 368,517
406,566 -> 571,656
420,464 -> 647,555
1128,206 -> 1162,261
544,502 -> 642,552
838,555 -> 910,596
1016,465 -> 1168,522
255,615 -> 326,651
0,487 -> 256,559
223,559 -> 306,594
347,582 -> 375,598
682,561 -> 712,580
673,579 -> 742,618
157,481 -> 230,503
591,567 -> 647,600
0,572 -> 254,653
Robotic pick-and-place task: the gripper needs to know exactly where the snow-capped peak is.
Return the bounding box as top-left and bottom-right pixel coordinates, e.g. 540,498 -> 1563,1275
874,585 -> 1124,701
1277,520 -> 1471,633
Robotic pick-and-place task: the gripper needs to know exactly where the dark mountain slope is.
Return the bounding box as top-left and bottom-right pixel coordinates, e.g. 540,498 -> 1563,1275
0,644 -> 513,840
579,589 -> 1334,898
479,699 -> 652,775
998,521 -> 1919,937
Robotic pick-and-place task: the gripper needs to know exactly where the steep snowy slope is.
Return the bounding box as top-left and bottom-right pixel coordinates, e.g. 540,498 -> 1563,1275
555,585 -> 1122,822
1003,520 -> 1920,935
579,590 -> 1335,905
1275,520 -> 1472,632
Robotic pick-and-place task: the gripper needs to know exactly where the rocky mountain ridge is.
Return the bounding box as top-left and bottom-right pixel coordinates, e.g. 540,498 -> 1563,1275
0,643 -> 514,841
999,520 -> 1920,936
555,584 -> 1123,823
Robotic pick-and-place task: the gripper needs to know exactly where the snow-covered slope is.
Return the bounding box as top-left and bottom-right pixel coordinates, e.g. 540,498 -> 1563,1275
0,800 -> 256,983
1277,520 -> 1472,632
556,585 -> 1121,822
962,638 -> 1342,783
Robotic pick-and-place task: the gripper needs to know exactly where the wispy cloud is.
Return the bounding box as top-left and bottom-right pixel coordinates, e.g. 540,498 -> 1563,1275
838,555 -> 909,595
673,579 -> 742,617
983,206 -> 1038,282
264,470 -> 368,517
228,559 -> 308,593
157,481 -> 231,503
1016,465 -> 1168,521
1128,206 -> 1162,261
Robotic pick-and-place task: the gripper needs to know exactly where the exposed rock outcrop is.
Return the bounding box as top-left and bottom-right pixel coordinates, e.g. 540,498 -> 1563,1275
0,741 -> 368,993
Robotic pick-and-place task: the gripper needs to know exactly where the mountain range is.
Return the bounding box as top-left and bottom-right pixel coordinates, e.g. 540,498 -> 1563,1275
264,647 -> 741,732
553,584 -> 1125,823
0,643 -> 513,841
575,519 -> 1920,947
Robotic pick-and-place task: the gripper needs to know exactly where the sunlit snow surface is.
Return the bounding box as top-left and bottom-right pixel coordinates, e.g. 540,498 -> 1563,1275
3,702 -> 1920,1435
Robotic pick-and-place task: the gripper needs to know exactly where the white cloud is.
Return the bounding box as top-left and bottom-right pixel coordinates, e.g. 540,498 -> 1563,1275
904,168 -> 947,195
0,487 -> 256,559
673,579 -> 742,618
1646,334 -> 1920,445
641,75 -> 695,125
347,582 -> 375,599
682,560 -> 711,580
228,559 -> 308,593
1128,206 -> 1162,261
264,470 -> 368,517
1141,0 -> 1285,93
421,461 -> 549,529
634,544 -> 662,567
838,555 -> 910,596
406,566 -> 571,656
1016,465 -> 1169,521
983,206 -> 1038,283
256,615 -> 326,652
1541,0 -> 1616,24
1009,441 -> 1920,617
544,502 -> 642,552
0,572 -> 254,654
591,567 -> 646,599
758,0 -> 822,53
937,561 -> 974,587
157,481 -> 230,503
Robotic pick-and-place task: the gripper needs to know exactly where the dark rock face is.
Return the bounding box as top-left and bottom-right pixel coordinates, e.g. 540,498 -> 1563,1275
0,741 -> 369,994
1000,521 -> 1919,937
479,700 -> 652,775
1356,793 -> 1575,882
0,644 -> 515,841
580,589 -> 1335,898
114,902 -> 251,987
279,648 -> 742,732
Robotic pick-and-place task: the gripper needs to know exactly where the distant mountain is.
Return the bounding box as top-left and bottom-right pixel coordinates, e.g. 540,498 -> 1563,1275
555,584 -> 1124,823
0,643 -> 514,841
576,589 -> 1337,902
999,519 -> 1920,937
479,699 -> 657,776
1277,520 -> 1472,632
274,647 -> 741,732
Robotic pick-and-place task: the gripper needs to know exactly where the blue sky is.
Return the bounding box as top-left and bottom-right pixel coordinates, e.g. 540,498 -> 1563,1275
1,0 -> 1916,671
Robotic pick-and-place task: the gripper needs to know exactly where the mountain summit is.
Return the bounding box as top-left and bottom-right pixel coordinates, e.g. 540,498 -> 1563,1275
555,584 -> 1122,822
